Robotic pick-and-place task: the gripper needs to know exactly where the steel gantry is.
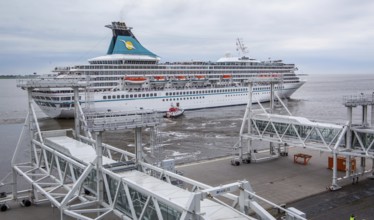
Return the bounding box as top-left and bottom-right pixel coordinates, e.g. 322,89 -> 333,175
0,78 -> 306,220
232,76 -> 374,190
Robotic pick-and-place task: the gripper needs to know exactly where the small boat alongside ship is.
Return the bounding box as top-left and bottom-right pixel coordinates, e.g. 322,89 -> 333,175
164,103 -> 184,118
28,21 -> 305,118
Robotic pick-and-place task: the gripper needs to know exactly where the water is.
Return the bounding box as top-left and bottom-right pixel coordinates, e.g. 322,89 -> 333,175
0,74 -> 374,178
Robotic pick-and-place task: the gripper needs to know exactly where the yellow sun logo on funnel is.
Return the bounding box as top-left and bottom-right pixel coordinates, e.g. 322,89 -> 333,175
122,40 -> 135,50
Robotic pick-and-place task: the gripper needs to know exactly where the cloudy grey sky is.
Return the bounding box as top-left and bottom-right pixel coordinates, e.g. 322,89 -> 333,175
0,0 -> 373,75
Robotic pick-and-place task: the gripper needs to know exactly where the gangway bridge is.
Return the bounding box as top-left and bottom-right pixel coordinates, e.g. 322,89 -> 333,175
0,78 -> 306,220
232,76 -> 374,190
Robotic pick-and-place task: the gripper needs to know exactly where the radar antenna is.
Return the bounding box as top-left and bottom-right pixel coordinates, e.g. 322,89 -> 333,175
236,38 -> 248,56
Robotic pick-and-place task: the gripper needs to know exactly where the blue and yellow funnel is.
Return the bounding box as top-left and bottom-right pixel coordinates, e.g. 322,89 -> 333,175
106,22 -> 158,57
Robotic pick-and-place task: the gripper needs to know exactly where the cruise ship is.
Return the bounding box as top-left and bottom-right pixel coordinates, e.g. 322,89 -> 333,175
31,21 -> 305,118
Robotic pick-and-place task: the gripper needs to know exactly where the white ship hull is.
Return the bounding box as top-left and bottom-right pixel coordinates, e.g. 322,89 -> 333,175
38,82 -> 304,118
31,21 -> 306,118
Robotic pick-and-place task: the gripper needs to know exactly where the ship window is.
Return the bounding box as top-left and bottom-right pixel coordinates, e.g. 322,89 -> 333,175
142,94 -> 145,97
121,95 -> 124,98
130,94 -> 133,98
103,96 -> 107,99
173,92 -> 176,95
149,93 -> 153,97
126,95 -> 129,98
134,94 -> 138,98
154,93 -> 157,96
117,95 -> 120,99
146,94 -> 149,97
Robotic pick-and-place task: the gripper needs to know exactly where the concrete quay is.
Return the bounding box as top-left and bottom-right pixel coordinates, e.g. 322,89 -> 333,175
177,147 -> 373,219
1,147 -> 373,219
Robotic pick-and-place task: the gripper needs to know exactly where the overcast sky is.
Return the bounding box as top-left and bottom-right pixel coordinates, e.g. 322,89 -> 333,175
0,0 -> 373,75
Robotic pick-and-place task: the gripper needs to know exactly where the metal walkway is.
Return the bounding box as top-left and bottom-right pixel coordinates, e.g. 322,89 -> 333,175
0,78 -> 306,220
232,78 -> 374,190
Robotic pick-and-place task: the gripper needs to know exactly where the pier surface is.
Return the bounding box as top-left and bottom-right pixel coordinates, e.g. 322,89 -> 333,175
1,147 -> 373,219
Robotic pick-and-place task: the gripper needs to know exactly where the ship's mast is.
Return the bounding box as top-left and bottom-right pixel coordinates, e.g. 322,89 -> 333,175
236,38 -> 249,57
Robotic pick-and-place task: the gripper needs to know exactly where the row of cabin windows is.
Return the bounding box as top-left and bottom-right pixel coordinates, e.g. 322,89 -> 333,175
79,69 -> 293,76
161,93 -> 247,102
103,93 -> 158,100
77,64 -> 293,70
253,85 -> 285,91
165,88 -> 248,96
162,96 -> 205,101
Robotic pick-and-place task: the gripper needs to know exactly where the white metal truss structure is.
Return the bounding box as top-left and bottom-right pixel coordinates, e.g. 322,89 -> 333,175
233,78 -> 374,190
0,78 -> 307,219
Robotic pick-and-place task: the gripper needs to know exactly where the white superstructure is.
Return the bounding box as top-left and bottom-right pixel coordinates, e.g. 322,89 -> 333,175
31,21 -> 305,118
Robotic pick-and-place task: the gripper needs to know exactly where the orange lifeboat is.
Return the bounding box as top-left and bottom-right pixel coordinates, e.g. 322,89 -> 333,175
153,76 -> 166,81
176,76 -> 186,80
124,76 -> 147,84
222,74 -> 232,79
195,75 -> 205,80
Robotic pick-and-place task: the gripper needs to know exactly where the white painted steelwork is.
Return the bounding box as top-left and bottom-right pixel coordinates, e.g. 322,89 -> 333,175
233,79 -> 374,190
1,78 -> 308,219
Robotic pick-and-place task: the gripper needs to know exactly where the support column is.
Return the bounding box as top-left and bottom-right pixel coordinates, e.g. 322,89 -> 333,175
371,104 -> 374,126
135,127 -> 143,163
371,158 -> 374,179
270,82 -> 275,114
371,92 -> 374,126
150,127 -> 155,157
346,107 -> 352,177
331,150 -> 341,190
12,169 -> 17,200
27,88 -> 36,200
247,83 -> 253,162
73,87 -> 80,140
362,105 -> 368,126
27,88 -> 34,164
360,156 -> 366,176
96,132 -> 103,203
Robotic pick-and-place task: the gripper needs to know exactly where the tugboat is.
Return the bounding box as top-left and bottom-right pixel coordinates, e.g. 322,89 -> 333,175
164,103 -> 184,118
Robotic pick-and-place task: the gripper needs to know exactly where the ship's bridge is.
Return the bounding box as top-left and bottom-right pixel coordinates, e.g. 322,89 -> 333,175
217,56 -> 260,63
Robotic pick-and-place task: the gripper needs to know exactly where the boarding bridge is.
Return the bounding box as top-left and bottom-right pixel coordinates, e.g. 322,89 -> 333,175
232,78 -> 374,190
0,78 -> 306,220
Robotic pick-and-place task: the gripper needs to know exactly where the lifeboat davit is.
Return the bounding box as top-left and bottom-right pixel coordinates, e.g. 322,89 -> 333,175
124,76 -> 147,84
